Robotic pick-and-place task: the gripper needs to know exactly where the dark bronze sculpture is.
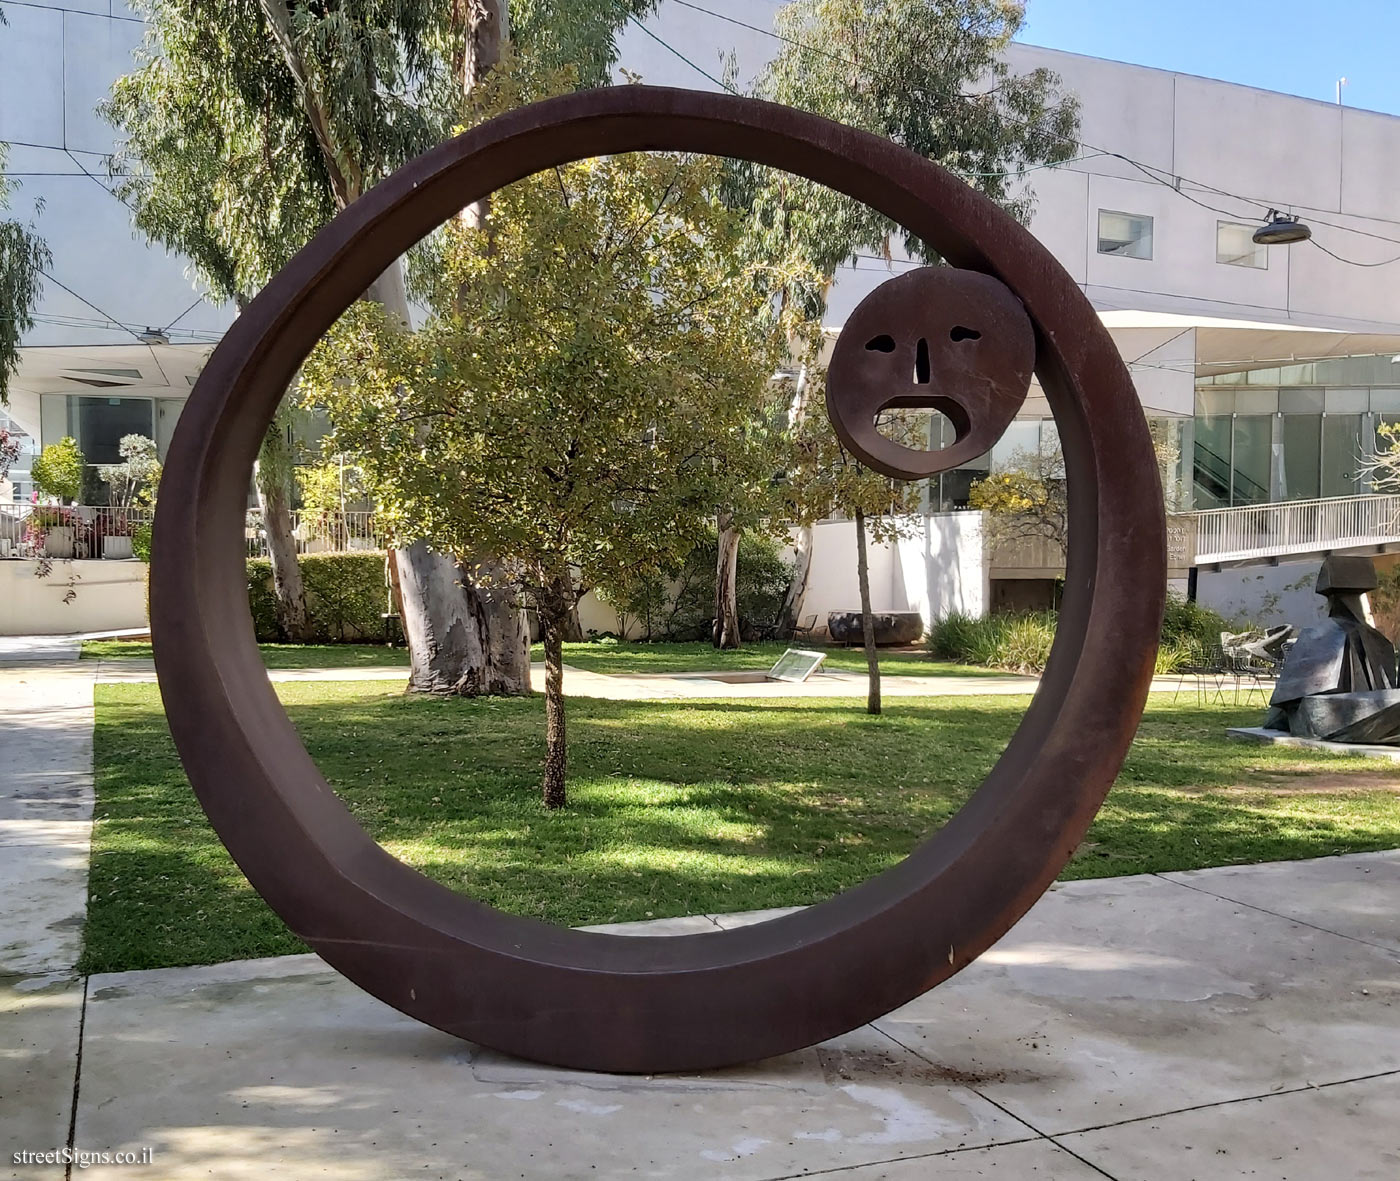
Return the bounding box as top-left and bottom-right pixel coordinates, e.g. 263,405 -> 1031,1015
150,86 -> 1166,1073
1264,555 -> 1400,744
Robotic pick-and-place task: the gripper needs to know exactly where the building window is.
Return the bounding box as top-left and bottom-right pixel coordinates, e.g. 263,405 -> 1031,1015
1217,221 -> 1268,269
1097,210 -> 1153,259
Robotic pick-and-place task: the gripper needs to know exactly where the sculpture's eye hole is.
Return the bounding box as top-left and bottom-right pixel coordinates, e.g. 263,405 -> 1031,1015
865,334 -> 896,353
950,325 -> 981,342
914,337 -> 931,385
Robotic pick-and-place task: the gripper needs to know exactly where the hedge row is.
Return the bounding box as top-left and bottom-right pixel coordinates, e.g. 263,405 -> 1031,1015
248,551 -> 390,643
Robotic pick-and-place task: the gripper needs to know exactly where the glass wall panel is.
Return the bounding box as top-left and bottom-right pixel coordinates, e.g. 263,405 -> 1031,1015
1280,388 -> 1324,414
1231,416 -> 1272,505
1322,415 -> 1365,497
1280,414 -> 1321,501
69,396 -> 155,465
1193,411 -> 1232,508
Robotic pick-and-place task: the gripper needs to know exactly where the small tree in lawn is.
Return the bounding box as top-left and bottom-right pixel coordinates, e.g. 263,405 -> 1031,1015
304,152 -> 801,807
784,392 -> 923,716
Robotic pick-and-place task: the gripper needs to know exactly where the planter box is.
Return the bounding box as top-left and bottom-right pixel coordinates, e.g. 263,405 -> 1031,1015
103,536 -> 134,560
42,526 -> 75,559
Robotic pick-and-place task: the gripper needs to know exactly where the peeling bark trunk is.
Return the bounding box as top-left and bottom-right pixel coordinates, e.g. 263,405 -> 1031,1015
781,525 -> 813,636
540,610 -> 567,809
855,508 -> 881,716
254,419 -> 310,643
395,547 -> 530,695
713,515 -> 741,650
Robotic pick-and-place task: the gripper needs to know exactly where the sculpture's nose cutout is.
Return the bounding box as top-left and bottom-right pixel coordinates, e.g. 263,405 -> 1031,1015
914,338 -> 931,385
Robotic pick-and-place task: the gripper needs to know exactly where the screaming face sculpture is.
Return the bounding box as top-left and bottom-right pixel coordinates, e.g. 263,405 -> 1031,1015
151,86 -> 1167,1075
827,268 -> 1035,480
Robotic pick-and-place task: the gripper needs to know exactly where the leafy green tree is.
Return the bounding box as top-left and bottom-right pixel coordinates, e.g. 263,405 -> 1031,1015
105,0 -> 661,693
0,139 -> 51,408
742,0 -> 1081,277
734,0 -> 1081,645
95,434 -> 161,509
304,152 -> 799,806
31,437 -> 85,504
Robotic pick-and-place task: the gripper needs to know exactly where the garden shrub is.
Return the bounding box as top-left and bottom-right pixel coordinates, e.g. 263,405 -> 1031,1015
247,551 -> 388,642
928,592 -> 1236,675
598,529 -> 794,641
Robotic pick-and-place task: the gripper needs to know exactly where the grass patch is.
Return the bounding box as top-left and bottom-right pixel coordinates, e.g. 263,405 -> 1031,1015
81,641 -> 411,669
79,638 -> 1004,678
83,682 -> 1400,974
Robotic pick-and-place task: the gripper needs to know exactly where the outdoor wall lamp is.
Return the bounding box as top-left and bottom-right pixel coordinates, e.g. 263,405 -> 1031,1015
1253,210 -> 1313,246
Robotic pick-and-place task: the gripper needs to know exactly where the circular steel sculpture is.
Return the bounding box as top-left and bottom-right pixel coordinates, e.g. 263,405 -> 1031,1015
152,86 -> 1166,1074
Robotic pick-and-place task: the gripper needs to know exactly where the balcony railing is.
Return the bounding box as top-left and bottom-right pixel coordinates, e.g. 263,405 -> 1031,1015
1193,493 -> 1400,565
0,504 -> 385,560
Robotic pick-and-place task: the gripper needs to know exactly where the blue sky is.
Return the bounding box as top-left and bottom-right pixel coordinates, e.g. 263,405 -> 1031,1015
1019,0 -> 1400,116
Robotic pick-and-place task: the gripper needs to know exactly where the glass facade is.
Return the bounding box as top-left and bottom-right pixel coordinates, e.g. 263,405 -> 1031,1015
1190,355 -> 1400,508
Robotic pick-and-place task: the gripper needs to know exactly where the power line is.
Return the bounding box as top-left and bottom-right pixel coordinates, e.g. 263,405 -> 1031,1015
36,270 -> 146,344
627,14 -> 740,96
660,1 -> 1400,264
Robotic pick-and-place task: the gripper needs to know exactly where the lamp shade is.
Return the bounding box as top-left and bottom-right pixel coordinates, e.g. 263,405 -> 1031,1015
1253,211 -> 1312,246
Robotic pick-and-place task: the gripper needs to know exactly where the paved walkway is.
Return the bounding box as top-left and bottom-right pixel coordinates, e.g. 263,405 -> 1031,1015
4,639 -> 1397,1178
88,655 -> 1242,702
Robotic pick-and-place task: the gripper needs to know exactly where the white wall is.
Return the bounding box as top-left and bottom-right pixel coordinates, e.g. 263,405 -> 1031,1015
800,514 -> 987,637
618,9 -> 1400,337
1197,561 -> 1328,630
0,0 -> 232,357
0,559 -> 146,635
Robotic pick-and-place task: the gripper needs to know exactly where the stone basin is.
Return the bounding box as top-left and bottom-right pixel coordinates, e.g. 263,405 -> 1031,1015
826,610 -> 924,646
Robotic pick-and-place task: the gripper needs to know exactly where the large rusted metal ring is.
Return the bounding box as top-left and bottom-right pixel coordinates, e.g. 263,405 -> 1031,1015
152,86 -> 1166,1073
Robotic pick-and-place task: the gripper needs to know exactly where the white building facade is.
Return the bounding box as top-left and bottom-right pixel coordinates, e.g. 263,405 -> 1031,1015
4,0 -> 1400,631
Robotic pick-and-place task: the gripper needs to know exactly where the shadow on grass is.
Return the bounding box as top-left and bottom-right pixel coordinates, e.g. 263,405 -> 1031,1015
82,684 -> 1400,973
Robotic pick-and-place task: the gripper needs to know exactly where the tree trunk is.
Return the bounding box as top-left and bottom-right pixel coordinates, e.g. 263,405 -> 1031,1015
854,508 -> 881,716
395,547 -> 530,695
254,412 -> 311,643
781,524 -> 813,637
540,599 -> 568,810
714,514 -> 741,649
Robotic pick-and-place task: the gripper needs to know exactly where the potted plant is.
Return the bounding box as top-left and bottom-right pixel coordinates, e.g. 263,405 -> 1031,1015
96,435 -> 159,558
26,504 -> 77,558
97,510 -> 135,560
29,436 -> 85,557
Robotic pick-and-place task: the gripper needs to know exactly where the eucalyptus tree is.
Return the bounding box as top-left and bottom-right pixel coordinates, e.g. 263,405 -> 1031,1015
0,141 -> 51,408
738,0 -> 1082,634
105,0 -> 658,691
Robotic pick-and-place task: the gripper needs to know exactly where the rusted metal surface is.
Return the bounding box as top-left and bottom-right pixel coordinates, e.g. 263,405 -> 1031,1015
151,86 -> 1167,1074
825,267 -> 1034,480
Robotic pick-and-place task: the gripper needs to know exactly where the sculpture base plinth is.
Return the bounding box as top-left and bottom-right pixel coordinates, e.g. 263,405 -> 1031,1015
1226,726 -> 1400,763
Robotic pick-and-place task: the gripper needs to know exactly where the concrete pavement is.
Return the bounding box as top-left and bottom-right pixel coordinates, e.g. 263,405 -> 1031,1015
3,638 -> 1398,1178
0,852 -> 1389,1180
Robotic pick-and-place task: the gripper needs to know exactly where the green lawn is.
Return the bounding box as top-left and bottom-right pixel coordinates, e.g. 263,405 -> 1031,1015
82,681 -> 1400,974
81,640 -> 412,669
79,638 -> 1004,678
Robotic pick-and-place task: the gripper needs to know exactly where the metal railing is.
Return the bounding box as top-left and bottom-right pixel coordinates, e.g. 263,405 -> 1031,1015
0,504 -> 385,559
1193,493 -> 1400,565
243,509 -> 384,558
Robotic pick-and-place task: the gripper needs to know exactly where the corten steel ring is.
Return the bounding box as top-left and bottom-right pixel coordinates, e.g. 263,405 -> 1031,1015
152,85 -> 1166,1074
